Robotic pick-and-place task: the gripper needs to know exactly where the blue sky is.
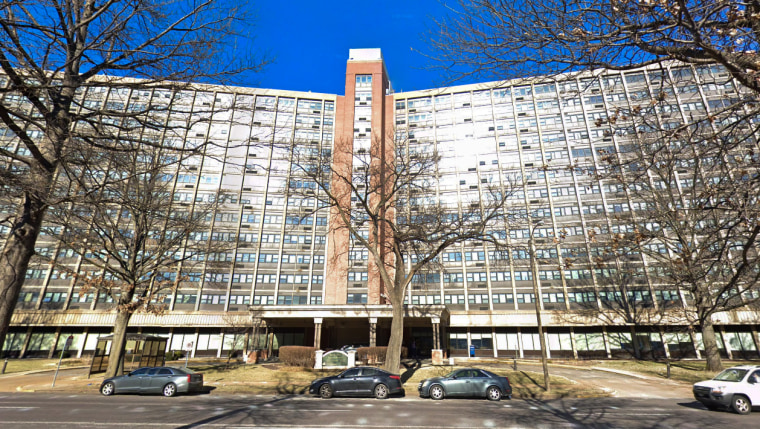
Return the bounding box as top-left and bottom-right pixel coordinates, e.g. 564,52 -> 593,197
248,1 -> 453,95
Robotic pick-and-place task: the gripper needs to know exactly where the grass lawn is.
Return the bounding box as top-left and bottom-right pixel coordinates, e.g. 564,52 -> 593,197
8,356 -> 753,397
546,359 -> 759,384
187,361 -> 605,399
588,359 -> 758,384
1,357 -> 90,374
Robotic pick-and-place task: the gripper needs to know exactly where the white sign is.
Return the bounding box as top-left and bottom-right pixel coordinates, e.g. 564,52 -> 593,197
184,341 -> 194,352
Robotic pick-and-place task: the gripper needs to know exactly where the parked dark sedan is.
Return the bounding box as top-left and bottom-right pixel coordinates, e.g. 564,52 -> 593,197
418,368 -> 512,401
309,366 -> 404,399
100,366 -> 204,397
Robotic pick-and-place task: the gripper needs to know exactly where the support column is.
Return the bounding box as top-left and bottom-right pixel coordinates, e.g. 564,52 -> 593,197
517,327 -> 524,358
602,326 -> 612,359
19,326 -> 33,358
191,329 -> 199,359
466,328 -> 472,358
718,326 -> 733,360
751,327 -> 760,359
570,328 -> 578,360
368,317 -> 377,347
689,326 -> 702,359
431,317 -> 443,365
77,328 -> 89,358
659,328 -> 671,360
167,328 -> 175,355
48,327 -> 62,359
431,317 -> 440,350
217,329 -> 224,358
314,318 -> 323,349
492,327 -> 498,358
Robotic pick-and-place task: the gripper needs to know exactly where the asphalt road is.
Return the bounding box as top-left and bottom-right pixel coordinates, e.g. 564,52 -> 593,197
0,392 -> 756,428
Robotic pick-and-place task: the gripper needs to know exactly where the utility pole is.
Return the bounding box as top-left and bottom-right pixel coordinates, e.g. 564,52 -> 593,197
529,220 -> 551,392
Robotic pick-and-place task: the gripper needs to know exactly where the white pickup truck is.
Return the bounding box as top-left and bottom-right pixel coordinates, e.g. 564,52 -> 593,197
693,365 -> 760,414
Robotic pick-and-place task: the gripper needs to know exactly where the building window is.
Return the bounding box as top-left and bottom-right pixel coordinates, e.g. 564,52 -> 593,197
355,75 -> 372,88
347,293 -> 367,304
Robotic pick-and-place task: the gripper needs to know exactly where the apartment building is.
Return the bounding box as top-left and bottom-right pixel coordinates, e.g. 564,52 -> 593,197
2,49 -> 759,360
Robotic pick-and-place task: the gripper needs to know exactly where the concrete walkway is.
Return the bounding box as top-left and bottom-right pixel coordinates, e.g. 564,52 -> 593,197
516,361 -> 694,399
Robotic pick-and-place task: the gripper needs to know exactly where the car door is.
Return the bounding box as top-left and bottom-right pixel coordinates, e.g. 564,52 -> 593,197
147,368 -> 175,393
120,367 -> 151,392
139,368 -> 161,392
746,370 -> 760,404
332,368 -> 362,395
468,370 -> 490,397
354,368 -> 378,395
445,370 -> 473,396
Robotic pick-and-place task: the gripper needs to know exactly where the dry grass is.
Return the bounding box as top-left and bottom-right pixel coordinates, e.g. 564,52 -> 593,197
188,362 -> 343,395
587,359 -> 759,384
158,361 -> 604,398
399,364 -> 605,399
1,358 -> 90,374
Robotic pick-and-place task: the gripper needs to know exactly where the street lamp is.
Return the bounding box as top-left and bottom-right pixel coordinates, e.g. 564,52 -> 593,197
529,219 -> 551,392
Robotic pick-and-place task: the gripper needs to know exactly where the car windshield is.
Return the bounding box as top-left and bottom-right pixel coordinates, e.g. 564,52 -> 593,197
713,368 -> 749,382
445,370 -> 463,378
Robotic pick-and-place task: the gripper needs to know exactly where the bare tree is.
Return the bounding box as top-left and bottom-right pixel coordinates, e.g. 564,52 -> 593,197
286,133 -> 519,372
431,0 -> 760,372
430,0 -> 760,90
45,143 -> 230,376
0,1 -> 267,354
595,109 -> 760,370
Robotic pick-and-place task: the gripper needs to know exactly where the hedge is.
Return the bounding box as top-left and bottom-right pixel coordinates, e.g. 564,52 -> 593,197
355,346 -> 408,364
278,346 -> 316,367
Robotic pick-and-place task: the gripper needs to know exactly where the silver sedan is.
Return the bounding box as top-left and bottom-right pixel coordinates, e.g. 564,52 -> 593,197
418,368 -> 512,401
100,366 -> 204,397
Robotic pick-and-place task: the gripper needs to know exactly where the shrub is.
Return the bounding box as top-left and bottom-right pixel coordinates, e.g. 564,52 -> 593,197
279,346 -> 316,367
356,346 -> 408,364
165,350 -> 184,361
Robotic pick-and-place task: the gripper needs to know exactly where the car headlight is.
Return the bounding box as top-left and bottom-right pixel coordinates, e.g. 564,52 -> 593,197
711,386 -> 726,395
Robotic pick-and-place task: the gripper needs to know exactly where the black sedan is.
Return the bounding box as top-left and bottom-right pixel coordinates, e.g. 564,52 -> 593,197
418,368 -> 512,401
309,366 -> 404,399
100,366 -> 204,397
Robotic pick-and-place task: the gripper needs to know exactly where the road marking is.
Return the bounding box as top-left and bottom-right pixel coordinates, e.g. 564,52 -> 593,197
0,406 -> 39,409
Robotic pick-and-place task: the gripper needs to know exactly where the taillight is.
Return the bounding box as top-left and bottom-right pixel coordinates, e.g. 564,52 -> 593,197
504,377 -> 510,385
389,375 -> 401,380
187,374 -> 192,383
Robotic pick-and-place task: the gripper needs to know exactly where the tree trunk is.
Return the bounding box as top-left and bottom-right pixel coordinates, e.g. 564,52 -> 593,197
106,310 -> 133,377
701,319 -> 723,372
631,328 -> 642,360
0,195 -> 48,354
383,300 -> 405,373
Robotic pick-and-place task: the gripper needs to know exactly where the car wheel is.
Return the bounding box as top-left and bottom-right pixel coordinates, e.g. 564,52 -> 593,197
319,383 -> 333,399
374,383 -> 389,399
731,395 -> 751,415
486,386 -> 501,401
100,381 -> 115,396
429,384 -> 444,400
162,383 -> 177,397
